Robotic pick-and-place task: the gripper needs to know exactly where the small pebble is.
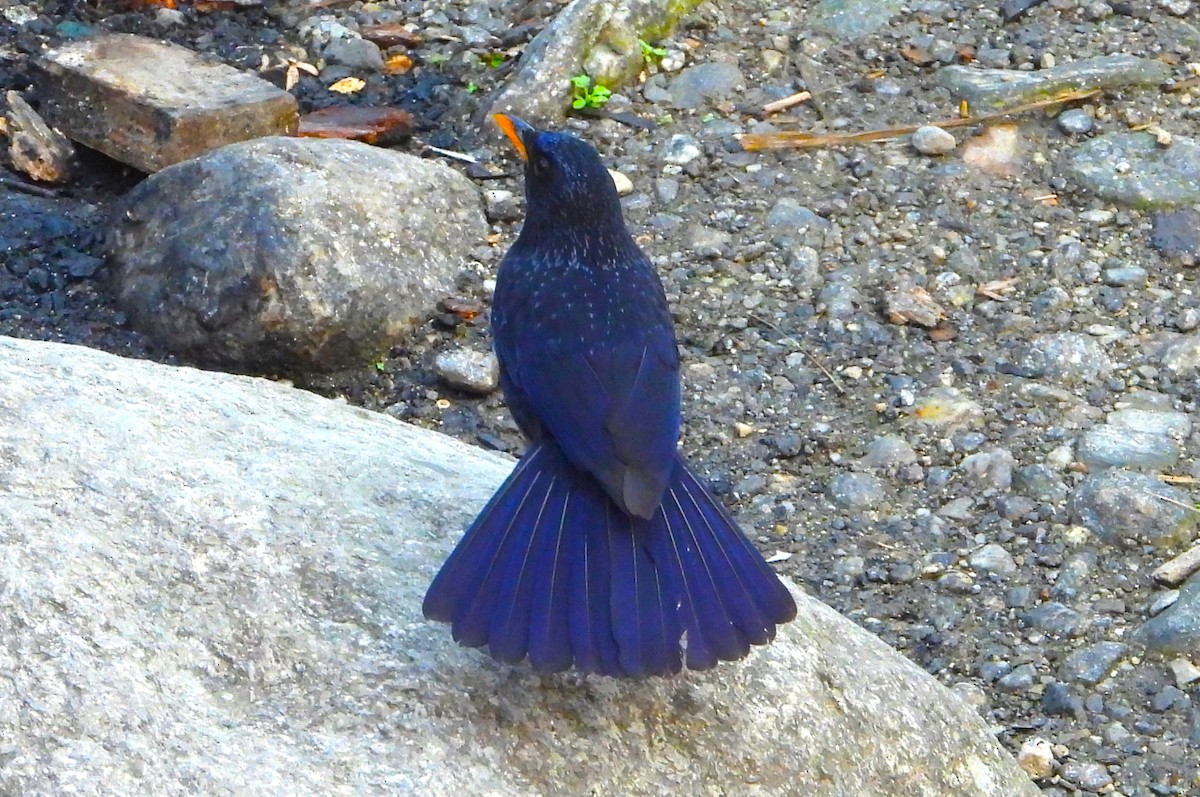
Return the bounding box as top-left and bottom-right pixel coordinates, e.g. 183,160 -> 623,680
911,125 -> 957,155
433,349 -> 500,395
1057,108 -> 1096,135
1016,737 -> 1055,779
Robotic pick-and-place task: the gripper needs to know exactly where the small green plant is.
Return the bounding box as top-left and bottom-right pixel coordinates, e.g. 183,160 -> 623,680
482,52 -> 506,68
373,359 -> 387,372
466,81 -> 480,93
639,38 -> 667,63
570,74 -> 612,109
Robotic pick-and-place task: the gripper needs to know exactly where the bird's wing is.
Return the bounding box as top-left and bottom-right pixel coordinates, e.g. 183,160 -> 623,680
512,330 -> 680,518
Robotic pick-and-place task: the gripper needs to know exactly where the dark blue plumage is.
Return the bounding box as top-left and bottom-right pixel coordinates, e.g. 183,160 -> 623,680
423,116 -> 796,676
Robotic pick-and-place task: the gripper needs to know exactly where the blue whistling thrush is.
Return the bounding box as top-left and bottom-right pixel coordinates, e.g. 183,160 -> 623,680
422,115 -> 797,676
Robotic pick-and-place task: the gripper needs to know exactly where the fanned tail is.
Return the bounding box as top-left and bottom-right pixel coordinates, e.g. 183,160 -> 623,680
423,447 -> 797,676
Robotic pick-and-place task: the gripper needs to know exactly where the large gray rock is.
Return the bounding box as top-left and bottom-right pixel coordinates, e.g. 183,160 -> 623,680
107,136 -> 486,373
1069,132 -> 1200,209
0,336 -> 1039,797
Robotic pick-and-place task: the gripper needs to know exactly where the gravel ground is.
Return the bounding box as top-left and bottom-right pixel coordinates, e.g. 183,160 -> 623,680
3,1 -> 1199,795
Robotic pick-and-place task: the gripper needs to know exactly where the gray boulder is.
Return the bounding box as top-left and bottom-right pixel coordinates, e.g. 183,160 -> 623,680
0,335 -> 1038,797
107,136 -> 486,373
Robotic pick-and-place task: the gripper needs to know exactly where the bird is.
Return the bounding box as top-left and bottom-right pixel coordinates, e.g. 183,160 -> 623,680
422,114 -> 797,677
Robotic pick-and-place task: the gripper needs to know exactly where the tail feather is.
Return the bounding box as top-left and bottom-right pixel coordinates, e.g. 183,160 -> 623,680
611,508 -> 683,677
423,445 -> 796,677
526,488 -> 573,672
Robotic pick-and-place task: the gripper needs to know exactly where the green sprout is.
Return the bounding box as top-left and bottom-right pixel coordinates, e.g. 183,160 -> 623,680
466,81 -> 480,93
639,38 -> 667,63
482,52 -> 506,68
373,359 -> 387,372
570,74 -> 612,109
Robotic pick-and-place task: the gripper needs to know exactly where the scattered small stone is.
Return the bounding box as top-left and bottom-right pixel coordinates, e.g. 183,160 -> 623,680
1041,681 -> 1082,716
1134,572 -> 1200,656
1160,333 -> 1200,374
1016,737 -> 1056,780
827,471 -> 886,510
861,435 -> 918,470
807,0 -> 906,41
1060,761 -> 1113,791
1150,208 -> 1200,264
4,90 -> 75,183
939,54 -> 1170,109
32,34 -> 298,173
1070,132 -> 1200,209
912,387 -> 984,429
323,36 -> 386,71
1107,407 -> 1192,439
1026,602 -> 1088,637
1170,657 -> 1200,686
1070,469 -> 1194,547
911,125 -> 956,155
882,279 -> 945,327
662,134 -> 702,165
668,62 -> 744,110
1153,546 -> 1200,587
1101,264 -> 1147,287
1076,425 -> 1180,470
1059,641 -> 1128,684
1057,108 -> 1096,135
1013,465 -> 1070,503
997,663 -> 1036,691
968,543 -> 1017,578
608,169 -> 634,196
961,124 -> 1021,178
1000,332 -> 1113,383
959,449 -> 1016,491
482,188 -> 521,222
1151,590 -> 1181,615
433,349 -> 500,395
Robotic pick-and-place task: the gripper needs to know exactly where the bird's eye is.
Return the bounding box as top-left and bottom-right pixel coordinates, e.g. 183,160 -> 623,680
534,154 -> 552,171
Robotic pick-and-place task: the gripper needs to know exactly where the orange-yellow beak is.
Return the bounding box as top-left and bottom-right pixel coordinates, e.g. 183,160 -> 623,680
493,113 -> 531,161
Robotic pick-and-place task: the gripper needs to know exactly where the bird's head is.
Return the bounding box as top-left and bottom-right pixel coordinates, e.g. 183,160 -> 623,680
494,114 -> 625,234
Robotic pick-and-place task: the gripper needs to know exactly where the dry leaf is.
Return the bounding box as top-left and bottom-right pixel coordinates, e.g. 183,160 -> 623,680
328,77 -> 366,94
385,53 -> 413,75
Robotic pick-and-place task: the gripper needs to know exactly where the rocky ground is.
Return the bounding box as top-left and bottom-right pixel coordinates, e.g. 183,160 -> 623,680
2,1 -> 1199,795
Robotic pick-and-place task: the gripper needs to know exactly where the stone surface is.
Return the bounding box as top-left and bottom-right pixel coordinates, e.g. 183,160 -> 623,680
1058,641 -> 1128,685
107,136 -> 486,373
4,89 -> 75,183
433,348 -> 500,395
0,335 -> 1040,797
1069,132 -> 1200,209
32,34 -> 298,173
1150,208 -> 1200,264
668,62 -> 744,109
939,54 -> 1170,109
487,0 -> 701,129
1000,332 -> 1113,383
1070,470 -> 1195,547
1076,425 -> 1180,470
807,0 -> 906,41
1135,572 -> 1200,657
911,125 -> 957,155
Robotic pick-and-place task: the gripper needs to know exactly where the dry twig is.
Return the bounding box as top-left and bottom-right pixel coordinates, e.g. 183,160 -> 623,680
737,88 -> 1101,151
